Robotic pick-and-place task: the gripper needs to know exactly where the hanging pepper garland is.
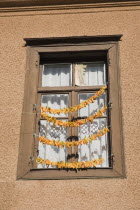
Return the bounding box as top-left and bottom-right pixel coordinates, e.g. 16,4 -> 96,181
41,86 -> 107,115
36,157 -> 104,169
41,106 -> 107,127
37,86 -> 108,168
39,127 -> 109,148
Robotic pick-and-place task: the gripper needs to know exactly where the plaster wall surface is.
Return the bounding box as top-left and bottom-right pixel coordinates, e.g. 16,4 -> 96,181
0,5 -> 140,210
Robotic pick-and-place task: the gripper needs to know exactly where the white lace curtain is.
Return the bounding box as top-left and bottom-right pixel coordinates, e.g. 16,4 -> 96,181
39,94 -> 68,168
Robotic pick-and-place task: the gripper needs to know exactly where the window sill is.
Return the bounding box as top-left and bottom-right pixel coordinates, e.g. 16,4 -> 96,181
18,168 -> 126,180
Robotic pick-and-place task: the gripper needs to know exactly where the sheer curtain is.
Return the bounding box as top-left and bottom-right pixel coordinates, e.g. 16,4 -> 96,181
42,64 -> 72,87
38,94 -> 68,169
38,120 -> 68,168
78,93 -> 108,167
75,62 -> 106,86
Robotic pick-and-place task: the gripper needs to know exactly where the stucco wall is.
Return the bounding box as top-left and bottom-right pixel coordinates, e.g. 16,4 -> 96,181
0,4 -> 140,210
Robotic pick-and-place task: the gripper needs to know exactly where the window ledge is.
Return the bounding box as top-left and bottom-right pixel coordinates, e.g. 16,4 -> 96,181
18,168 -> 126,180
24,35 -> 123,47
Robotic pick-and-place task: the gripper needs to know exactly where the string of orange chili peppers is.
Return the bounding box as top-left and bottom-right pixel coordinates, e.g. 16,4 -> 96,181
41,86 -> 107,115
41,106 -> 107,127
39,127 -> 109,148
36,157 -> 104,169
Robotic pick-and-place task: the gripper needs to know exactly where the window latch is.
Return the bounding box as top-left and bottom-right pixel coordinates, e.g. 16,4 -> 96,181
72,116 -> 87,121
108,101 -> 113,109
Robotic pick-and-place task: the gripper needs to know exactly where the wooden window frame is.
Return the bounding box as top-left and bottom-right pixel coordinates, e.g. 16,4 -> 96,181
17,35 -> 125,180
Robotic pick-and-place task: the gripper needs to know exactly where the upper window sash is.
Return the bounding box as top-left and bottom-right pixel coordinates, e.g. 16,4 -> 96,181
41,62 -> 106,88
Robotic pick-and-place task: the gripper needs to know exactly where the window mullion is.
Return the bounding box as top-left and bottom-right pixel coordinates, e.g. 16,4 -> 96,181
70,91 -> 78,162
66,91 -> 72,162
72,63 -> 75,87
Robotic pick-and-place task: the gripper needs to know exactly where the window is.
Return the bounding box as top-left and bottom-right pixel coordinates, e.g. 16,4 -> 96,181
17,36 -> 125,179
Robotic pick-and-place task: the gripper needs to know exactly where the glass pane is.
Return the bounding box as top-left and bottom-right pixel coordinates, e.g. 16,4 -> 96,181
78,92 -> 108,167
42,64 -> 72,87
78,119 -> 109,167
42,94 -> 68,117
38,120 -> 68,169
78,92 -> 107,117
75,62 -> 106,86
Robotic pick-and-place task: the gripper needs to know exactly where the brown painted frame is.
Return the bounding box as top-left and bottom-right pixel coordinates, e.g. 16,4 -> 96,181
17,35 -> 125,180
0,0 -> 138,8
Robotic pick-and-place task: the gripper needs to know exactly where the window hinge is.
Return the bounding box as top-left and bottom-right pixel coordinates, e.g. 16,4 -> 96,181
108,125 -> 111,129
35,60 -> 39,67
108,101 -> 113,109
108,58 -> 111,66
111,154 -> 114,164
28,155 -> 34,165
33,104 -> 37,112
33,133 -> 37,138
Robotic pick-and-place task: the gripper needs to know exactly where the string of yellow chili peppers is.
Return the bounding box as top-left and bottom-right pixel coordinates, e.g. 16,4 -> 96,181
41,106 -> 107,127
39,127 -> 109,148
36,157 -> 104,169
41,86 -> 107,115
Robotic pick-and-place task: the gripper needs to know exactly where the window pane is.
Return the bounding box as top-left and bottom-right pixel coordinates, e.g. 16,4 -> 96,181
78,92 -> 107,117
75,62 -> 106,86
78,119 -> 109,167
42,94 -> 68,117
78,93 -> 108,167
38,120 -> 68,169
42,64 -> 72,87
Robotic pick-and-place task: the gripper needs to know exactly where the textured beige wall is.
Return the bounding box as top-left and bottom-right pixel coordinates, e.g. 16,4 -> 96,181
0,5 -> 140,210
